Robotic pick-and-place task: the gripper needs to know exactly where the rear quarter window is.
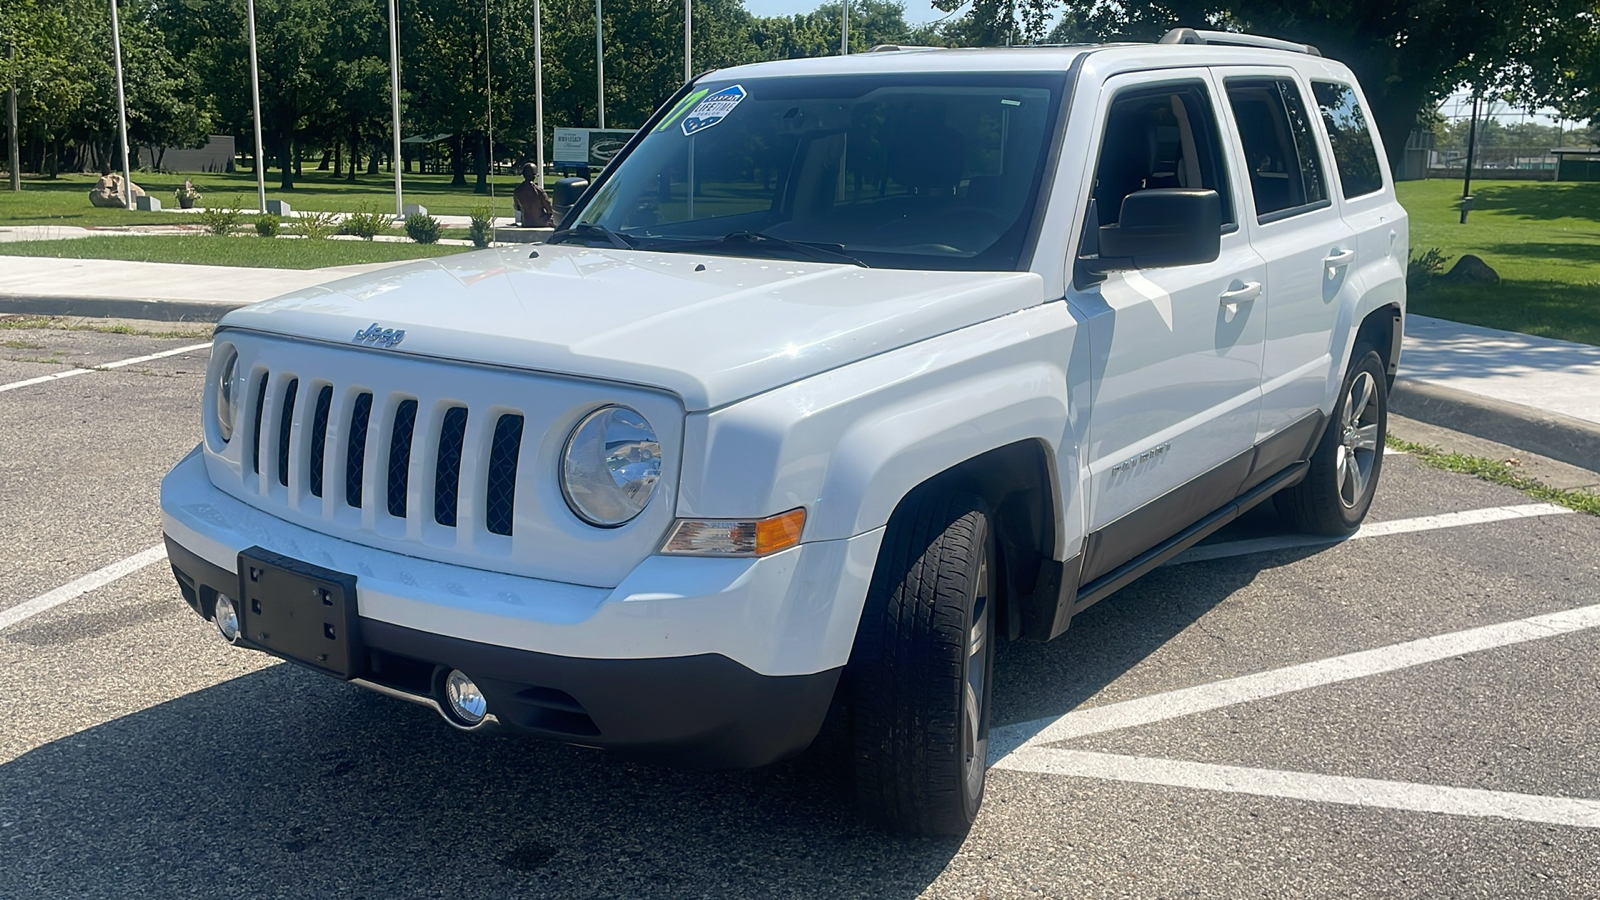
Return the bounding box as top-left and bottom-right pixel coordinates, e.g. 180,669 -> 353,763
1311,81 -> 1385,199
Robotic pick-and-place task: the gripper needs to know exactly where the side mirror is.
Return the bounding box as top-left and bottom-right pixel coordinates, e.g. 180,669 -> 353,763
1087,188 -> 1222,273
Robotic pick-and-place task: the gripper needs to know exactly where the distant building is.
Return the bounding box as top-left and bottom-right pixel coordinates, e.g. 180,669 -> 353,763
151,136 -> 237,173
1551,147 -> 1600,182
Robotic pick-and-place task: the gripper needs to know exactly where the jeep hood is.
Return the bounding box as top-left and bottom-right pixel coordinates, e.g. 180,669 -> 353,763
219,244 -> 1045,410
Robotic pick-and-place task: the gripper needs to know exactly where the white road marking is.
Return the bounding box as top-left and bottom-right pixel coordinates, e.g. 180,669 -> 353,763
0,544 -> 168,632
993,748 -> 1600,829
0,342 -> 210,394
990,601 -> 1600,756
1168,503 -> 1571,566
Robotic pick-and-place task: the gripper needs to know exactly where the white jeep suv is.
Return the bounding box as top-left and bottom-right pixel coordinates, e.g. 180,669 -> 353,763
161,30 -> 1406,834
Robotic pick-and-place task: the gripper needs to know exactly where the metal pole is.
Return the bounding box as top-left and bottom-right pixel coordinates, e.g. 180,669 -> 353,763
684,0 -> 691,82
108,0 -> 133,210
245,0 -> 267,212
7,44 -> 19,192
534,0 -> 544,179
485,0 -> 493,212
840,0 -> 848,55
388,0 -> 403,216
595,0 -> 605,128
1460,93 -> 1480,224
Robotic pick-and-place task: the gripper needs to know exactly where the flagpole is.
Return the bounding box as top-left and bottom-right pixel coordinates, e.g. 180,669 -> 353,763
595,0 -> 605,128
841,0 -> 849,55
245,0 -> 267,212
108,0 -> 133,210
534,0 -> 544,179
388,0 -> 403,216
684,0 -> 691,82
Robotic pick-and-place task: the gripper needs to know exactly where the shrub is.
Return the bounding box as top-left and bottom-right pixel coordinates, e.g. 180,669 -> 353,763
196,199 -> 243,237
254,214 -> 281,237
341,205 -> 391,241
467,206 -> 494,248
296,210 -> 340,240
404,212 -> 443,244
1407,247 -> 1451,292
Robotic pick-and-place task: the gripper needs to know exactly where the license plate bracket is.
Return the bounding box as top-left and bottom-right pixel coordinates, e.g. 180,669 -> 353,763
236,547 -> 362,679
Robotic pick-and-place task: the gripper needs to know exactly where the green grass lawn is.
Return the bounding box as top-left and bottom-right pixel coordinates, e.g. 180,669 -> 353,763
0,235 -> 469,269
0,170 -> 537,226
1397,179 -> 1600,345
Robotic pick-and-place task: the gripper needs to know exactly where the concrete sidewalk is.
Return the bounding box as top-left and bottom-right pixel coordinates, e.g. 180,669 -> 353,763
1392,316 -> 1600,473
0,256 -> 404,322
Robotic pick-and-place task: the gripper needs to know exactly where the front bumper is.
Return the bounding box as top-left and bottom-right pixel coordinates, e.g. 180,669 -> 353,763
161,447 -> 884,768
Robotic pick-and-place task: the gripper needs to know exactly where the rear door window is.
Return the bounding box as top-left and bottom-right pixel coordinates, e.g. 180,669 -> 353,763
1311,81 -> 1384,199
1090,81 -> 1235,228
1224,78 -> 1328,221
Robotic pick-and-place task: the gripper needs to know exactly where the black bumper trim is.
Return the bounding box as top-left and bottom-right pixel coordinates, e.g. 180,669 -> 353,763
162,534 -> 841,769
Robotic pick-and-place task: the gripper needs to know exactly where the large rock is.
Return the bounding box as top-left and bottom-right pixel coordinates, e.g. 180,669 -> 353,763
1440,254 -> 1500,285
87,173 -> 146,208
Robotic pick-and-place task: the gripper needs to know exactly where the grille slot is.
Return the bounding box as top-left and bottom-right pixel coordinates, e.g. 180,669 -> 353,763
308,385 -> 333,498
486,414 -> 524,536
434,407 -> 469,526
387,399 -> 419,518
346,392 -> 373,508
251,372 -> 269,474
276,378 -> 299,488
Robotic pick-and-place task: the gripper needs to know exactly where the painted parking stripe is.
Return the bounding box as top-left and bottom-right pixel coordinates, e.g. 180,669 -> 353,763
1168,503 -> 1571,566
0,342 -> 210,394
993,748 -> 1600,829
990,601 -> 1600,758
0,544 -> 168,632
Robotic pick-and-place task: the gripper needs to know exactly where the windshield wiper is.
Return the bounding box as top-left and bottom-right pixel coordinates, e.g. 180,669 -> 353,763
546,223 -> 635,249
665,231 -> 870,268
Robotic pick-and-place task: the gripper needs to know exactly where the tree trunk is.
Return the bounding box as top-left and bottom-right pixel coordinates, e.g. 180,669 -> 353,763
333,143 -> 341,177
473,132 -> 488,194
317,148 -> 331,171
278,132 -> 295,190
367,142 -> 380,176
295,144 -> 303,178
346,133 -> 358,182
450,135 -> 467,186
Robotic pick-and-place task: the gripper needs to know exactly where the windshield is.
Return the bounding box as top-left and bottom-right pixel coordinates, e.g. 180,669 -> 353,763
571,72 -> 1066,270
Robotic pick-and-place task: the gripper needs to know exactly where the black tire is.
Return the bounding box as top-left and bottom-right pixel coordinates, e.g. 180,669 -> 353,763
1275,348 -> 1388,536
845,489 -> 997,835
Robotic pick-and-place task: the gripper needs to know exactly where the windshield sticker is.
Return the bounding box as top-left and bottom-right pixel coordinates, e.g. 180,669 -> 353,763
655,88 -> 709,133
682,85 -> 747,136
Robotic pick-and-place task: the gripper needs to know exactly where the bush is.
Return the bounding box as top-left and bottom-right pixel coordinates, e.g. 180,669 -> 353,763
254,214 -> 281,237
341,205 -> 391,241
1407,247 -> 1451,292
296,210 -> 340,241
467,206 -> 494,248
404,212 -> 443,244
196,199 -> 243,237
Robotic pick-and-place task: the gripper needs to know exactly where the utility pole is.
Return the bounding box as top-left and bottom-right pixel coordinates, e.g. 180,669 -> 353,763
108,0 -> 133,210
1460,92 -> 1480,224
245,0 -> 267,211
7,43 -> 19,192
595,0 -> 605,128
387,0 -> 403,216
840,0 -> 849,55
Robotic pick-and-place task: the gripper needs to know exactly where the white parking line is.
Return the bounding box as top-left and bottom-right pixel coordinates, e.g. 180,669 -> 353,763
990,600 -> 1600,756
0,343 -> 211,394
994,749 -> 1600,829
0,544 -> 168,632
1167,503 -> 1571,566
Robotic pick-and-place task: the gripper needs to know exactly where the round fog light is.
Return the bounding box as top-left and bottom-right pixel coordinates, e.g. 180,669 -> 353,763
213,593 -> 240,642
444,669 -> 488,726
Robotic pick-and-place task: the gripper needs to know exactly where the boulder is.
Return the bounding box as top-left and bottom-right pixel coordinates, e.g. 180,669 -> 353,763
86,173 -> 146,208
1440,254 -> 1500,285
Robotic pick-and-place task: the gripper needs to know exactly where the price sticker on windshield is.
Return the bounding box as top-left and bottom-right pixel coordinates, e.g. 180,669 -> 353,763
682,85 -> 747,136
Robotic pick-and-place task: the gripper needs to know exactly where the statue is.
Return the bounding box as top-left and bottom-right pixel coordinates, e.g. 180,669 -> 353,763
512,163 -> 553,227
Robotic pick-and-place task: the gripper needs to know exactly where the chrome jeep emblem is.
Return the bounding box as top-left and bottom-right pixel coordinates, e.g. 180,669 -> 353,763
353,323 -> 406,348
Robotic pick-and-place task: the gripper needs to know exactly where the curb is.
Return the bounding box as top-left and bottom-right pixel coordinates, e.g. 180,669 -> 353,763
0,294 -> 246,323
1390,377 -> 1600,474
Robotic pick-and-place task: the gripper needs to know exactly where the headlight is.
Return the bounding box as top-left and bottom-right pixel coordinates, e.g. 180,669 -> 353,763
213,342 -> 240,442
561,405 -> 661,526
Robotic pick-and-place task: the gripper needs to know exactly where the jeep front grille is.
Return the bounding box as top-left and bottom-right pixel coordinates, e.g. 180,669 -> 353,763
245,372 -> 527,537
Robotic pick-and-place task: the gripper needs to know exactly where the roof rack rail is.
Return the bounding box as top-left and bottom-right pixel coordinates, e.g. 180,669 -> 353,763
866,44 -> 948,53
1158,28 -> 1320,57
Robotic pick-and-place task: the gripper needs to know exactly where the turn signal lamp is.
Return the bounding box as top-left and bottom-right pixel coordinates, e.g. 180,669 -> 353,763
661,508 -> 806,557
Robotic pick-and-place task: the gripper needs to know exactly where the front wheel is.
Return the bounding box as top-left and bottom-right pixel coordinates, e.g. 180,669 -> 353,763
1276,348 -> 1388,535
845,489 -> 997,835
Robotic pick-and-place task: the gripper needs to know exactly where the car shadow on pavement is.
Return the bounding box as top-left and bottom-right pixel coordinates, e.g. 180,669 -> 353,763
0,539 -> 1322,900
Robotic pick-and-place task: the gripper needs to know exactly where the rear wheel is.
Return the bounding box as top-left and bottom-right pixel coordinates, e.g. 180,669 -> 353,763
1276,349 -> 1388,535
846,489 -> 996,835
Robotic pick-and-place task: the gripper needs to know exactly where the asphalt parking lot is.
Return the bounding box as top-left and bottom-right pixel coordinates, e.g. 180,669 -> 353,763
2,323 -> 1598,899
